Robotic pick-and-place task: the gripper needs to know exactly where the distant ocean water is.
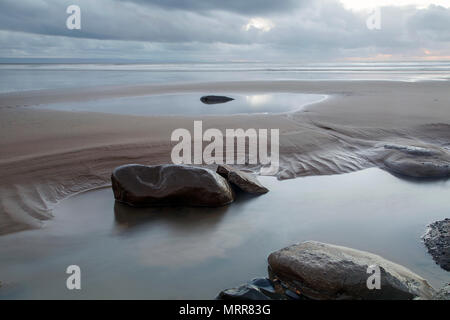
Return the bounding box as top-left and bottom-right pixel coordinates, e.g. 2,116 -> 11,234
0,61 -> 449,93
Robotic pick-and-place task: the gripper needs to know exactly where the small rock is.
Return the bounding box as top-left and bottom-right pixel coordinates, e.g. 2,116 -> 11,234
422,218 -> 450,271
200,95 -> 234,104
111,164 -> 234,207
217,164 -> 269,194
268,241 -> 435,300
217,278 -> 293,300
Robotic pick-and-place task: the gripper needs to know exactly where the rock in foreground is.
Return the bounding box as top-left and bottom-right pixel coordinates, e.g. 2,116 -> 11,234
382,144 -> 450,178
111,164 -> 234,207
217,164 -> 269,194
217,278 -> 285,300
268,241 -> 435,300
217,278 -> 302,300
422,218 -> 450,271
200,95 -> 234,104
433,284 -> 450,300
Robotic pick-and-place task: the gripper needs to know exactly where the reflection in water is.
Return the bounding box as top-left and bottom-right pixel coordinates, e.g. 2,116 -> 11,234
113,190 -> 258,233
245,94 -> 272,106
114,201 -> 229,232
0,168 -> 449,299
38,92 -> 326,116
112,192 -> 261,267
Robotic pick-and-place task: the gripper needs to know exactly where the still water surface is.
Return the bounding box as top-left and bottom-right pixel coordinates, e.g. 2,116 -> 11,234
0,168 -> 449,299
38,92 -> 326,116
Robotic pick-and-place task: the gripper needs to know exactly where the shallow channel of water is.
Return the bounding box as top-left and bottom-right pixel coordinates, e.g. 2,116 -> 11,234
0,168 -> 448,299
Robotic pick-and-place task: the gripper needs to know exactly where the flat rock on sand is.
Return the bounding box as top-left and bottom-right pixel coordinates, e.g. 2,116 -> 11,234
111,164 -> 234,207
382,144 -> 450,178
422,218 -> 450,271
217,164 -> 269,194
268,241 -> 435,300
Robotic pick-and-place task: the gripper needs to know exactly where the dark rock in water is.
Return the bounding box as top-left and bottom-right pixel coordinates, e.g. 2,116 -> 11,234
217,164 -> 269,194
217,278 -> 299,300
111,164 -> 234,207
217,278 -> 280,300
200,95 -> 234,104
268,241 -> 435,300
422,218 -> 450,271
382,144 -> 450,178
433,284 -> 450,300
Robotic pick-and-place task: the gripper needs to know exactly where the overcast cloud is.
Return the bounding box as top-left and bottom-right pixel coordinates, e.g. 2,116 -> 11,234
0,0 -> 449,61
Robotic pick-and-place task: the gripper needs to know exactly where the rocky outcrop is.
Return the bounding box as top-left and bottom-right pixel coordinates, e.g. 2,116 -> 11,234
200,95 -> 234,104
382,144 -> 450,178
111,164 -> 234,207
422,218 -> 450,271
268,241 -> 435,300
217,164 -> 269,194
217,278 -> 302,300
217,278 -> 284,300
433,284 -> 450,300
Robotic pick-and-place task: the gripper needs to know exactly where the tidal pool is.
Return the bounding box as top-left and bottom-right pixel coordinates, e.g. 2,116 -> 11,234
0,168 -> 448,299
37,92 -> 326,116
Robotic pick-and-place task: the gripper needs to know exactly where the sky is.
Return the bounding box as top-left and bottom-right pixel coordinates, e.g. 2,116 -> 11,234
0,0 -> 449,62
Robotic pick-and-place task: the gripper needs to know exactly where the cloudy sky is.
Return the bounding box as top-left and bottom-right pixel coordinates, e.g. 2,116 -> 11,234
0,0 -> 449,62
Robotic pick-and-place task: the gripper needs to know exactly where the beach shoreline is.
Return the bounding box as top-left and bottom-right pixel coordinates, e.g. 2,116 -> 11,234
1,80 -> 449,234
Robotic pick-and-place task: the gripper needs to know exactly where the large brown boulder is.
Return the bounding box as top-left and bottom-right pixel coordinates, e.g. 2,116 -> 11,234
217,164 -> 269,194
268,241 -> 435,300
111,164 -> 234,207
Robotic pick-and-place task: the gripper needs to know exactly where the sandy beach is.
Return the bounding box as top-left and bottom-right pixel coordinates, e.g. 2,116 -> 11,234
0,80 -> 449,235
4,0 -> 450,305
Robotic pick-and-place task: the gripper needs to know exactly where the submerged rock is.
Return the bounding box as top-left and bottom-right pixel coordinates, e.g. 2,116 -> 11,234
422,218 -> 450,271
382,144 -> 450,178
111,164 -> 234,207
217,278 -> 301,300
200,95 -> 234,104
217,164 -> 269,194
268,241 -> 435,300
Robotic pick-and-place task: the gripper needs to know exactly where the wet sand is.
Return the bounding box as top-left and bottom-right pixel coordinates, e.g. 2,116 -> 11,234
0,80 -> 449,234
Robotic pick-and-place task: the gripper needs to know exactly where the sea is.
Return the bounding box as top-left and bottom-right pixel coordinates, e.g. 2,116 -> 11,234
0,61 -> 449,94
